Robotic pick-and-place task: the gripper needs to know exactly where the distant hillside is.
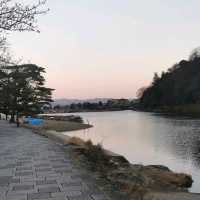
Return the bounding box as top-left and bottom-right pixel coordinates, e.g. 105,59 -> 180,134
140,48 -> 200,112
52,98 -> 112,106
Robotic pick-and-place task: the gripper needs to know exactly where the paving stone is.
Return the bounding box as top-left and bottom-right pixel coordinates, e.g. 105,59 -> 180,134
34,164 -> 50,168
65,191 -> 82,197
91,194 -> 108,200
18,158 -> 32,162
52,164 -> 71,169
36,173 -> 58,178
0,163 -> 17,169
35,168 -> 52,172
55,176 -> 72,182
51,192 -> 66,198
36,180 -> 57,186
6,193 -> 27,200
38,186 -> 60,193
0,178 -> 10,187
16,161 -> 31,166
62,182 -> 82,187
0,192 -> 6,200
20,177 -> 41,183
68,196 -> 93,200
12,185 -> 34,191
28,192 -> 51,200
50,159 -> 67,163
0,121 -> 111,200
0,186 -> 9,192
17,167 -> 33,171
56,169 -> 72,174
39,198 -> 66,200
15,172 -> 33,176
0,169 -> 13,176
10,178 -> 20,184
61,186 -> 83,192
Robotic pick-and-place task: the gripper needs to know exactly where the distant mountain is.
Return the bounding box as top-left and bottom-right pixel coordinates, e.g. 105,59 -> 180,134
52,98 -> 112,106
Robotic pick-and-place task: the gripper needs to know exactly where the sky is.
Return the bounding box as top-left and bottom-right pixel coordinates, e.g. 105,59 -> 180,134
7,0 -> 200,99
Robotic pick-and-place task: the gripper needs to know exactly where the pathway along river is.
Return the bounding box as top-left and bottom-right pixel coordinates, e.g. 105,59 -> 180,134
62,110 -> 200,193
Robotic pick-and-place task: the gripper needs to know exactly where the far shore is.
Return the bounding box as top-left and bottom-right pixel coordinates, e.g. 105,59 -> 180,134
47,108 -> 132,114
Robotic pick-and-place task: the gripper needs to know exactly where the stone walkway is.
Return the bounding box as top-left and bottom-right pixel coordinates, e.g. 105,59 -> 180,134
0,121 -> 110,200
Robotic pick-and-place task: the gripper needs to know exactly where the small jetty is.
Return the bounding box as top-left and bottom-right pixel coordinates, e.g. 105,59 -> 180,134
39,114 -> 83,123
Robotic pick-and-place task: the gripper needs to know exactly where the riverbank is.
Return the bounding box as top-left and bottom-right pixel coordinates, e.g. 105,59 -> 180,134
30,128 -> 200,200
21,119 -> 92,132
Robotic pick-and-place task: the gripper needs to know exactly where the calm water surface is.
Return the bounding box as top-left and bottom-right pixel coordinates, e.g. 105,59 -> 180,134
62,110 -> 200,193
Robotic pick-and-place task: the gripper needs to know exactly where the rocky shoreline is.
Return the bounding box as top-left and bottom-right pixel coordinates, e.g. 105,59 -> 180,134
29,128 -> 200,200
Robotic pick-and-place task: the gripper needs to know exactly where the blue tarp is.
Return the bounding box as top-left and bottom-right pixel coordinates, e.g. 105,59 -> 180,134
24,117 -> 43,126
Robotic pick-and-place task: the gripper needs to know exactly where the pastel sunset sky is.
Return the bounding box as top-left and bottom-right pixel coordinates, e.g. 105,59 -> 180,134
8,0 -> 200,99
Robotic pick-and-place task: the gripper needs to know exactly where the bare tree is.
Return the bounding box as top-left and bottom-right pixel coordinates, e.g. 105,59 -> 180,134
0,0 -> 48,33
189,47 -> 200,61
0,0 -> 48,65
136,87 -> 147,99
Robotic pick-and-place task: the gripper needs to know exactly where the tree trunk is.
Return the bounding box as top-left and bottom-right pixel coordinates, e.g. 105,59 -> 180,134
16,113 -> 19,127
10,113 -> 15,123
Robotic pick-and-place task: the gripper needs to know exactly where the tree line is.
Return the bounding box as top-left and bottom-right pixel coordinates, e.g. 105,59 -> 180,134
53,99 -> 135,113
139,48 -> 200,110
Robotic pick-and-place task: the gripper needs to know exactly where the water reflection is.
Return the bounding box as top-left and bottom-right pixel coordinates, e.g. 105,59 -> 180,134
62,111 -> 200,192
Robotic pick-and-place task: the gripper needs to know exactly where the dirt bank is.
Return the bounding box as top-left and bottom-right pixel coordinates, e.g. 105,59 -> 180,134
21,119 -> 92,132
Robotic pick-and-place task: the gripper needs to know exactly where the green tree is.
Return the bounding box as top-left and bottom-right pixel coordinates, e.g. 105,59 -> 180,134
140,48 -> 200,109
0,64 -> 53,126
0,66 -> 10,119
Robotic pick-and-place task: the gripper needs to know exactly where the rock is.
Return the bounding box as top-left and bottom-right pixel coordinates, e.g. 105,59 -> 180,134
104,149 -> 129,166
146,165 -> 170,172
177,174 -> 193,188
142,165 -> 193,190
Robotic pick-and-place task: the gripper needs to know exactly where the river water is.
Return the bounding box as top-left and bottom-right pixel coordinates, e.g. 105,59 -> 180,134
62,110 -> 200,192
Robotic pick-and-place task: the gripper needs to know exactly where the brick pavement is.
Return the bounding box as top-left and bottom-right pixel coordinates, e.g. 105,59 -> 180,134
0,121 -> 110,200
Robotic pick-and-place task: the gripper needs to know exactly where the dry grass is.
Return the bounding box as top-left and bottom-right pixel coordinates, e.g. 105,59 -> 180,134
21,119 -> 92,132
67,137 -> 86,146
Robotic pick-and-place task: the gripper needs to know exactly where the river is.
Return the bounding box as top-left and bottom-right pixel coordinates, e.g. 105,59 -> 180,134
62,110 -> 200,192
